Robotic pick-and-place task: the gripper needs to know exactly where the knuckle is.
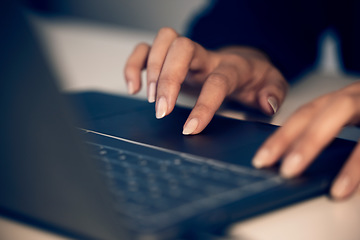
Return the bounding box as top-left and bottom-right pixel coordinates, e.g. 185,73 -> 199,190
222,54 -> 252,78
207,72 -> 235,94
224,54 -> 247,65
334,94 -> 359,121
295,101 -> 318,115
270,129 -> 293,147
159,73 -> 182,88
271,69 -> 288,90
193,102 -> 214,115
269,78 -> 289,100
303,130 -> 323,147
124,64 -> 138,79
172,37 -> 195,52
158,27 -> 177,38
207,73 -> 228,89
335,94 -> 356,110
146,61 -> 162,73
230,55 -> 251,71
135,42 -> 150,51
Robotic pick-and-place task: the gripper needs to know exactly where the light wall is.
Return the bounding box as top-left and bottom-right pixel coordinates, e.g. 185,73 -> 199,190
50,0 -> 210,34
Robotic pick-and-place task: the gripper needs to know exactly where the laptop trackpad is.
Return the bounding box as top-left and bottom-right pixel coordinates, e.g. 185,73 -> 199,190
72,92 -> 277,167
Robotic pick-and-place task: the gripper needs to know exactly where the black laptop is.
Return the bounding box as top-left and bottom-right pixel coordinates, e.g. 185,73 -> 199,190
0,2 -> 356,240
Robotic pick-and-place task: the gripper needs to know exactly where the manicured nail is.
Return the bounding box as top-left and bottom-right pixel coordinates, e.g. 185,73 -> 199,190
156,96 -> 167,119
267,96 -> 278,114
252,149 -> 270,168
127,81 -> 135,94
281,153 -> 302,178
182,118 -> 199,135
148,82 -> 156,103
331,175 -> 352,199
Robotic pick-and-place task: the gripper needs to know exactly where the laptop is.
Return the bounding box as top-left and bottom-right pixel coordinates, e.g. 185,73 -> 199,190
0,2 -> 356,240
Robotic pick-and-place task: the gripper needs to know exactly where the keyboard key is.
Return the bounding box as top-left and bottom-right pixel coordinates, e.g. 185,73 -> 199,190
85,142 -> 282,219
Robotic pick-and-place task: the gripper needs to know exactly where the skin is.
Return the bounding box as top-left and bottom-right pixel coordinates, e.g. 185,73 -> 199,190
253,82 -> 360,200
124,27 -> 360,200
124,27 -> 288,135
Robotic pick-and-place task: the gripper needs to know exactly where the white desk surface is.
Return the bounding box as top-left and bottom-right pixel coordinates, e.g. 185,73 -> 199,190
1,15 -> 360,240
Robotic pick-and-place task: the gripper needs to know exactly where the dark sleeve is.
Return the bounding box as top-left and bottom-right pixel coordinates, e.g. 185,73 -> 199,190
186,0 -> 327,81
332,0 -> 360,76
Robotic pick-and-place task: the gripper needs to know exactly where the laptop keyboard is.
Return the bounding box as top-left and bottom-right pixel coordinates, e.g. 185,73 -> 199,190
86,141 -> 283,229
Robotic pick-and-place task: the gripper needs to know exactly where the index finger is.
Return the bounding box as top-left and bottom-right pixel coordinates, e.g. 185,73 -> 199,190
182,63 -> 238,135
155,37 -> 207,119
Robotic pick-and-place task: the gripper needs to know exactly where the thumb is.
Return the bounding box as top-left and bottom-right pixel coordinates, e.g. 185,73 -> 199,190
257,73 -> 288,116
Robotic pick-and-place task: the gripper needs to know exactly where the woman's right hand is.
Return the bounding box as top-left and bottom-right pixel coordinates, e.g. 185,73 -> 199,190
124,27 -> 288,135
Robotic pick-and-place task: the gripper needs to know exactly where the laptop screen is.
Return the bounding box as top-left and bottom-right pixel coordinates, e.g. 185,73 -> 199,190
0,2 -> 128,239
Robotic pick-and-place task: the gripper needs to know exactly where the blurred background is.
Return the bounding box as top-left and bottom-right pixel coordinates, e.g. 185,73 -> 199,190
20,0 -> 344,114
18,0 -> 221,105
22,0 -> 211,34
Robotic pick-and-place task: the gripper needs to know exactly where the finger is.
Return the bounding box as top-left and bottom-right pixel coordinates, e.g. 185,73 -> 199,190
146,27 -> 178,102
279,96 -> 356,178
252,96 -> 328,168
257,69 -> 288,115
182,65 -> 236,135
331,142 -> 360,200
124,43 -> 150,94
155,37 -> 206,119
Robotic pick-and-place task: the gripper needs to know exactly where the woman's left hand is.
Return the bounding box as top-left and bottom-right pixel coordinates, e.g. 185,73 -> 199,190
252,81 -> 360,200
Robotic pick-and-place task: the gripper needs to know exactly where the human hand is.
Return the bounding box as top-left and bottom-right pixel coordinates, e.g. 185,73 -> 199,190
252,81 -> 360,200
124,27 -> 288,135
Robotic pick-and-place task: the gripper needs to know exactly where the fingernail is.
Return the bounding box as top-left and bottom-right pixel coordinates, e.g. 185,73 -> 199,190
182,118 -> 199,135
127,81 -> 135,94
252,149 -> 270,168
148,82 -> 156,103
267,96 -> 278,114
281,153 -> 302,178
331,175 -> 352,199
156,96 -> 167,119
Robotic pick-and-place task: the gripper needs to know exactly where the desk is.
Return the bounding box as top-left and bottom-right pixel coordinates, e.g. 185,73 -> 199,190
1,15 -> 360,240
